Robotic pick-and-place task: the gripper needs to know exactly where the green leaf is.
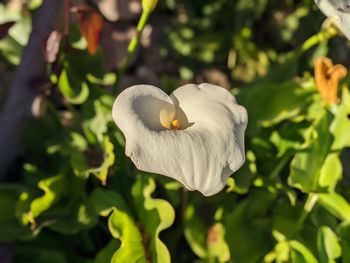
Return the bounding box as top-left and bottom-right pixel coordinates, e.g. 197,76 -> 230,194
317,226 -> 342,263
131,175 -> 175,263
184,205 -> 208,258
289,240 -> 318,263
228,150 -> 257,194
47,201 -> 98,234
318,193 -> 350,222
90,188 -> 130,217
264,238 -> 291,263
288,111 -> 334,192
58,68 -> 89,105
90,184 -> 174,263
16,176 -> 66,226
69,135 -> 115,184
0,3 -> 31,64
318,153 -> 342,191
330,88 -> 350,150
238,81 -> 314,135
82,94 -> 114,143
0,185 -> 33,242
338,222 -> 350,263
225,190 -> 275,262
30,175 -> 65,219
84,136 -> 115,185
207,223 -> 231,262
90,189 -> 146,262
0,35 -> 23,64
93,240 -> 121,263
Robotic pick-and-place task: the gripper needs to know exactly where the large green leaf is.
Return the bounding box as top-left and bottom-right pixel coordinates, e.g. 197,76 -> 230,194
288,111 -> 334,193
238,80 -> 314,135
289,88 -> 350,193
90,179 -> 175,263
317,226 -> 342,263
90,188 -> 145,262
318,193 -> 350,222
131,175 -> 175,263
225,190 -> 275,262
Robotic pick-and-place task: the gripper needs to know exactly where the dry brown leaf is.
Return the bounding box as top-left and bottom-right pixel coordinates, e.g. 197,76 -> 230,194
314,57 -> 348,105
75,5 -> 104,55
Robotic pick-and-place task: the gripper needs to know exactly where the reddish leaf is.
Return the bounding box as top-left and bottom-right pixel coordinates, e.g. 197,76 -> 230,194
45,31 -> 62,63
0,21 -> 16,40
74,5 -> 103,55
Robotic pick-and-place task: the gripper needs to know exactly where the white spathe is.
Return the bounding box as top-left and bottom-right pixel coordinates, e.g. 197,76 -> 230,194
315,0 -> 350,39
112,83 -> 248,196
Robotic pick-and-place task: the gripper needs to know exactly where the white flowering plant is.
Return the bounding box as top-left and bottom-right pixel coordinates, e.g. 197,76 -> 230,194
0,1 -> 350,263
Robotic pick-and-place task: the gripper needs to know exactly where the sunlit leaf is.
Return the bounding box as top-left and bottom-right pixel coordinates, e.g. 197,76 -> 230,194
289,240 -> 318,263
288,111 -> 334,193
58,67 -> 89,105
330,88 -> 350,150
90,189 -> 146,262
317,226 -> 342,263
318,193 -> 350,222
90,181 -> 175,263
184,205 -> 207,258
207,223 -> 231,262
131,175 -> 175,263
27,175 -> 65,223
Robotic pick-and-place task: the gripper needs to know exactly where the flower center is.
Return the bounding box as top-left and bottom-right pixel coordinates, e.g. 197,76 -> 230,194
159,104 -> 181,130
170,119 -> 180,130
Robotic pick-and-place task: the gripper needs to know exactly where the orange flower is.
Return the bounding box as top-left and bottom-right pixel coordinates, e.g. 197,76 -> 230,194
314,57 -> 348,105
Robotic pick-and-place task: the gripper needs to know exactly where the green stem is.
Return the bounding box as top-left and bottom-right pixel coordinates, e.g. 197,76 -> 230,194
269,152 -> 292,180
296,193 -> 318,230
300,30 -> 336,53
112,10 -> 152,94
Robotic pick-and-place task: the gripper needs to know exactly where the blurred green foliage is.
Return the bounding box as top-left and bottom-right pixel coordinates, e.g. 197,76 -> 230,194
1,0 -> 350,262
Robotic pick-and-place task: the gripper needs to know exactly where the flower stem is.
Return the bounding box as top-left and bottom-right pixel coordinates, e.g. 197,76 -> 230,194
296,193 -> 318,230
300,29 -> 336,53
112,9 -> 153,94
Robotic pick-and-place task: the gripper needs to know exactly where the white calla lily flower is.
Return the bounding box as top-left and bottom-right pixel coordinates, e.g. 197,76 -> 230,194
112,83 -> 248,196
315,0 -> 350,39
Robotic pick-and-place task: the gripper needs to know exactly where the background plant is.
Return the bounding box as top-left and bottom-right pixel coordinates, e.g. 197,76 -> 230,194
0,0 -> 350,262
